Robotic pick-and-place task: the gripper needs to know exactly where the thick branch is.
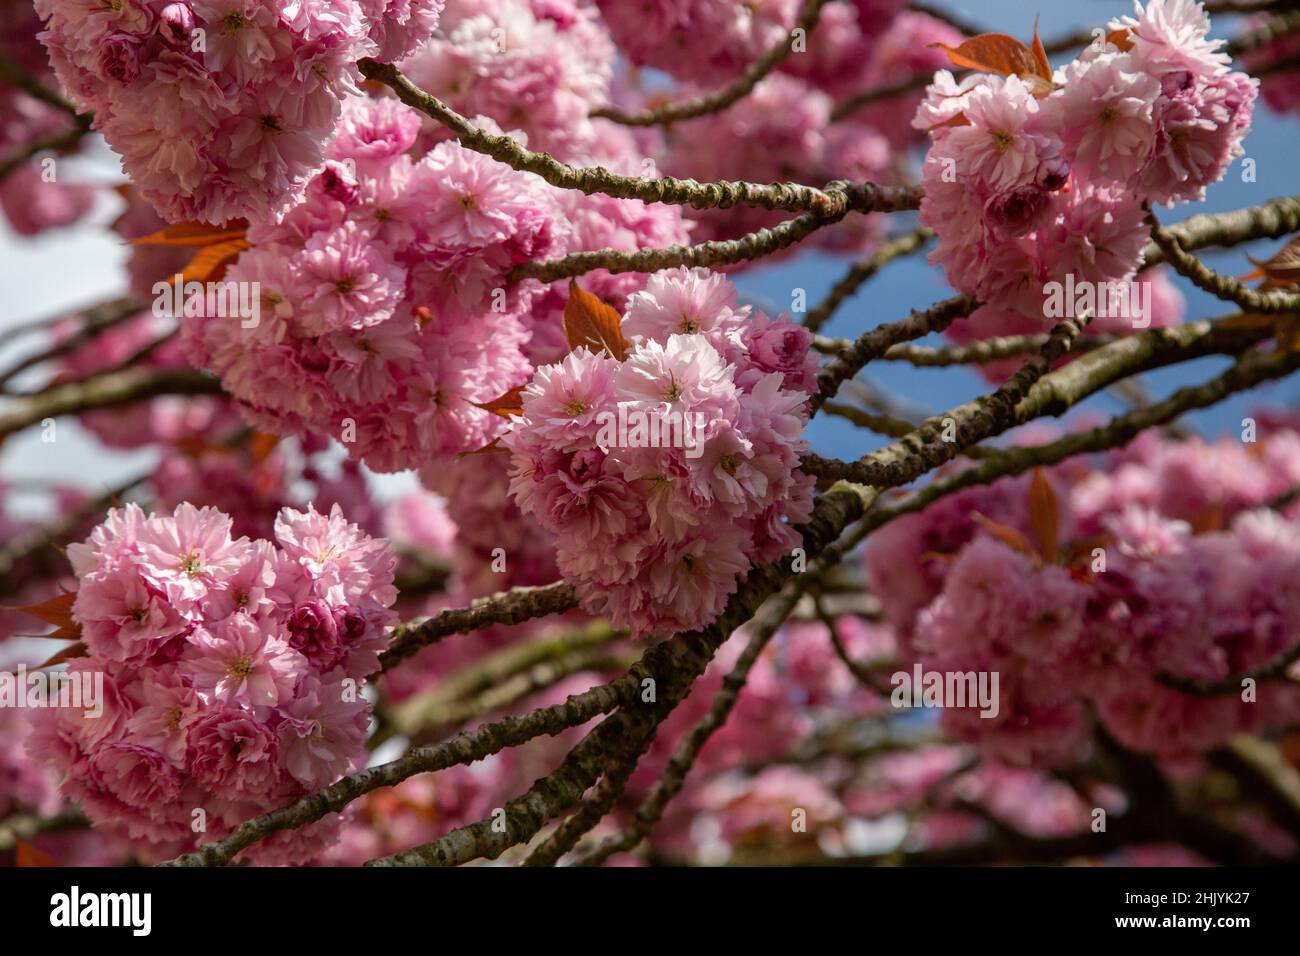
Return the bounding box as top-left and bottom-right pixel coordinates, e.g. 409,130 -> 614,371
357,59 -> 918,216
1147,210 -> 1300,314
576,595 -> 795,865
855,342 -> 1300,536
805,317 -> 1276,486
506,181 -> 921,282
1140,193 -> 1300,268
809,312 -> 1093,488
364,486 -> 879,867
0,367 -> 221,440
813,332 -> 1113,366
162,666 -> 646,866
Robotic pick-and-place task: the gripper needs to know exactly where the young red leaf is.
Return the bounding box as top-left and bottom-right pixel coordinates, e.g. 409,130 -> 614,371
971,512 -> 1038,559
249,431 -> 281,466
173,435 -> 227,459
1218,311 -> 1277,330
920,550 -> 957,565
1027,468 -> 1060,562
1245,236 -> 1300,290
181,237 -> 251,283
15,839 -> 59,867
4,590 -> 80,642
471,385 -> 527,419
1031,15 -> 1052,82
929,29 -> 1052,92
1062,534 -> 1111,575
1105,28 -> 1134,52
926,112 -> 972,132
129,219 -> 249,247
1275,315 -> 1300,354
456,436 -> 509,458
1190,501 -> 1225,535
563,280 -> 630,361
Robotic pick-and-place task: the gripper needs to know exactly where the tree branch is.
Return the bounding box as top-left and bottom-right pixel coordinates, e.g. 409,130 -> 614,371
0,367 -> 222,441
375,581 -> 580,675
1147,210 -> 1300,314
506,181 -> 919,282
802,228 -> 933,333
356,59 -> 919,216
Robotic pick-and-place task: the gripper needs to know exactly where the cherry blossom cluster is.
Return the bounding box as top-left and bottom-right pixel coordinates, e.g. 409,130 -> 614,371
916,0 -> 1256,319
34,0 -> 443,224
394,0 -> 693,345
502,267 -> 818,638
865,423 -> 1300,765
788,7 -> 959,146
180,92 -> 689,472
181,97 -> 565,472
28,502 -> 397,863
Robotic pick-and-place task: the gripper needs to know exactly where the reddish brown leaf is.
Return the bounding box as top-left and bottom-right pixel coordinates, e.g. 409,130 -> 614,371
4,590 -> 79,642
563,280 -> 630,361
929,29 -> 1052,92
181,238 -> 250,283
1062,534 -> 1111,570
1027,468 -> 1060,562
1281,732 -> 1300,767
456,436 -> 509,458
249,431 -> 280,466
1031,15 -> 1051,82
971,512 -> 1038,559
926,112 -> 972,132
1105,28 -> 1134,52
15,840 -> 58,867
35,641 -> 88,669
1220,309 -> 1300,354
471,385 -> 527,419
1245,236 -> 1300,290
1190,501 -> 1225,534
172,435 -> 225,459
130,220 -> 248,247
